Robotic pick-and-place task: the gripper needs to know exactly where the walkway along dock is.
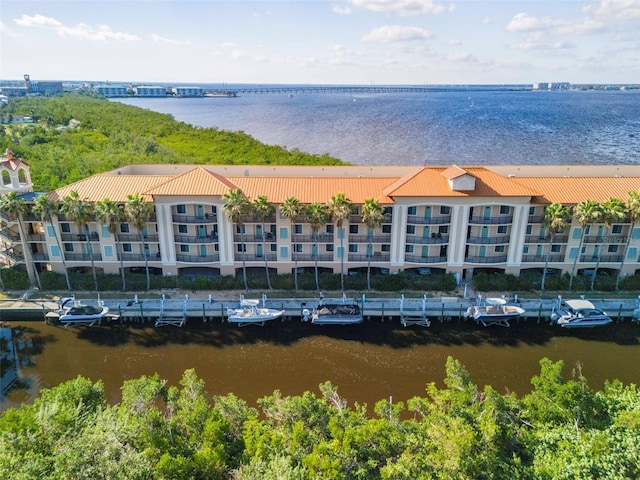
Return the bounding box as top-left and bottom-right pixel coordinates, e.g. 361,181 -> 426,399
3,294 -> 640,327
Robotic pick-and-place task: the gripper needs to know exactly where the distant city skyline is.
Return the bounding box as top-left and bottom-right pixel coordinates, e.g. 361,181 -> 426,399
1,0 -> 639,85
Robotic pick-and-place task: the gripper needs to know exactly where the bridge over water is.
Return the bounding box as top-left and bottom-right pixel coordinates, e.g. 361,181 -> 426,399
204,85 -> 531,96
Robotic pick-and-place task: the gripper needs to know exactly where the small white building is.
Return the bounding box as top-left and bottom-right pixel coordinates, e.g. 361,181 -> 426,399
171,86 -> 203,97
95,85 -> 129,97
133,86 -> 167,97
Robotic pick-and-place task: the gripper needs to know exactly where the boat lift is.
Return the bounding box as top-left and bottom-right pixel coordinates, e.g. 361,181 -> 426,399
399,294 -> 431,327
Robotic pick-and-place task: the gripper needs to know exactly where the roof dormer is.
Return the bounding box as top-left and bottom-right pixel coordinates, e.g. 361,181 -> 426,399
441,165 -> 476,191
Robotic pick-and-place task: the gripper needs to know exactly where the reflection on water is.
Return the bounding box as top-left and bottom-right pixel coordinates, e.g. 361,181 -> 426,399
2,319 -> 639,412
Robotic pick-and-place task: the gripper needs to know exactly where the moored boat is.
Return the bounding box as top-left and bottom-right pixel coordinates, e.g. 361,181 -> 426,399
550,299 -> 612,328
226,298 -> 284,326
302,296 -> 363,325
48,297 -> 109,327
464,296 -> 525,327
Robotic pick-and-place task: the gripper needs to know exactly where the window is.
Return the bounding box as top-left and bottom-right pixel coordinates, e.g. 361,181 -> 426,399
406,225 -> 415,235
585,225 -> 591,235
294,244 -> 303,253
178,225 -> 188,234
50,245 -> 61,257
64,243 -> 74,252
349,224 -> 359,234
549,244 -> 561,253
61,223 -> 71,233
46,225 -> 55,238
294,224 -> 303,235
500,205 -> 510,215
382,224 -> 391,234
573,227 -> 583,240
351,206 -> 359,215
495,245 -> 505,253
177,204 -> 186,214
529,206 -> 536,215
101,226 -> 110,238
104,245 -> 114,257
526,225 -> 533,235
120,224 -> 130,233
236,244 -> 246,253
326,244 -> 334,252
236,225 -> 246,234
438,226 -> 449,234
326,225 -> 334,234
381,244 -> 390,252
405,245 -> 414,253
408,206 -> 417,215
279,227 -> 288,240
348,244 -> 358,253
608,245 -> 619,253
440,206 -> 450,215
270,244 -> 277,252
280,246 -> 289,258
180,244 -> 190,253
523,245 -> 529,254
612,225 -> 622,234
383,207 -> 392,216
123,243 -> 132,252
497,225 -> 507,234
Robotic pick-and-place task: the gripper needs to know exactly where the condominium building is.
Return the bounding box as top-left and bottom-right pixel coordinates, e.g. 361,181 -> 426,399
2,151 -> 640,285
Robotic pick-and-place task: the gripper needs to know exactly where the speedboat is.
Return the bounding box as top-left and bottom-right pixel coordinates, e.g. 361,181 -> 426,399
464,297 -> 525,327
550,299 -> 612,328
52,297 -> 109,326
226,298 -> 284,326
302,297 -> 363,325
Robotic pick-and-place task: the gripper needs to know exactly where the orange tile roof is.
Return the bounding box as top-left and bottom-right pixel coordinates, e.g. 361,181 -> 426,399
1,149 -> 29,170
49,175 -> 174,203
144,167 -> 238,196
228,176 -> 396,204
511,177 -> 640,205
441,165 -> 468,180
385,167 -> 539,197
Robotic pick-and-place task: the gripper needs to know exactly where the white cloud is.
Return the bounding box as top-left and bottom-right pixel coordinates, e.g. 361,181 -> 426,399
362,25 -> 432,42
152,34 -> 192,46
511,38 -> 577,52
447,51 -> 477,63
448,39 -> 461,46
349,0 -> 447,16
582,0 -> 640,21
333,4 -> 352,15
13,14 -> 138,41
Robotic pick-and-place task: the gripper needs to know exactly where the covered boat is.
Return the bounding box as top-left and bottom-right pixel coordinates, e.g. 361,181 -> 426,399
464,297 -> 525,327
302,297 -> 363,325
50,297 -> 109,326
550,299 -> 612,328
226,298 -> 284,326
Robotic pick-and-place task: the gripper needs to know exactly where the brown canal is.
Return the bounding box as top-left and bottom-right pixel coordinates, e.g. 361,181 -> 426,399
2,318 -> 640,412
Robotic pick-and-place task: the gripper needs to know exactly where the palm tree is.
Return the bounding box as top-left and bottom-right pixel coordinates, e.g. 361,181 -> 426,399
616,190 -> 640,290
569,199 -> 602,291
95,198 -> 127,292
223,188 -> 251,291
32,195 -> 72,290
253,195 -> 275,290
591,197 -> 626,291
540,203 -> 571,291
0,192 -> 40,288
124,193 -> 154,291
61,191 -> 98,291
280,196 -> 304,291
306,202 -> 328,292
328,192 -> 352,293
361,198 -> 384,291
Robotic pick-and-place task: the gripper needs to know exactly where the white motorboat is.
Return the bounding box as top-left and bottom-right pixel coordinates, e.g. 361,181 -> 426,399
49,297 -> 109,326
302,297 -> 363,325
550,299 -> 612,328
226,298 -> 284,326
464,297 -> 525,327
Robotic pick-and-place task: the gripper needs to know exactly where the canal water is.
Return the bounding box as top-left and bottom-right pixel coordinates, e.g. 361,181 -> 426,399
2,318 -> 639,412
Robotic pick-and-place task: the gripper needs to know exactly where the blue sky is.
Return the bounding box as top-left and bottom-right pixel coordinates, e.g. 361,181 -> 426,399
1,0 -> 639,85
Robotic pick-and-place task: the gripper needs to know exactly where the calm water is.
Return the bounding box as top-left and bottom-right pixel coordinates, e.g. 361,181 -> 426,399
116,89 -> 640,166
3,319 -> 639,412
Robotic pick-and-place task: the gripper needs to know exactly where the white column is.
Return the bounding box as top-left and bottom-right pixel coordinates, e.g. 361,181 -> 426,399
390,205 -> 406,266
508,205 -> 528,265
448,205 -> 469,266
157,204 -> 176,264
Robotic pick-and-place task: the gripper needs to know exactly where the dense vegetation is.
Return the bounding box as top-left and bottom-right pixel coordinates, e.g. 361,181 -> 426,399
0,94 -> 344,191
1,357 -> 638,479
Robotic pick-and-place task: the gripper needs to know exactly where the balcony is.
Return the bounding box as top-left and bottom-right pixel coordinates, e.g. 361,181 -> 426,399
32,252 -> 50,261
233,233 -> 277,243
465,255 -> 508,264
26,233 -> 46,242
65,253 -> 103,262
466,235 -> 511,245
584,235 -> 627,244
528,215 -> 544,224
468,215 -> 513,225
522,254 -> 565,263
405,254 -> 447,264
174,234 -> 218,244
348,234 -> 392,243
242,254 -> 278,262
0,228 -> 20,242
60,232 -> 100,242
580,254 -> 624,263
293,234 -> 334,243
406,215 -> 451,225
294,254 -> 334,262
0,247 -> 23,263
524,235 -> 569,244
348,253 -> 391,262
176,254 -> 220,263
405,234 -> 448,245
172,214 -> 217,224
119,253 -> 161,262
116,233 -> 160,243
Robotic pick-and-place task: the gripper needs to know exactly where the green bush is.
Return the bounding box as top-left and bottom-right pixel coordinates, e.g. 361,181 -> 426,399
39,270 -> 69,290
0,267 -> 29,290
